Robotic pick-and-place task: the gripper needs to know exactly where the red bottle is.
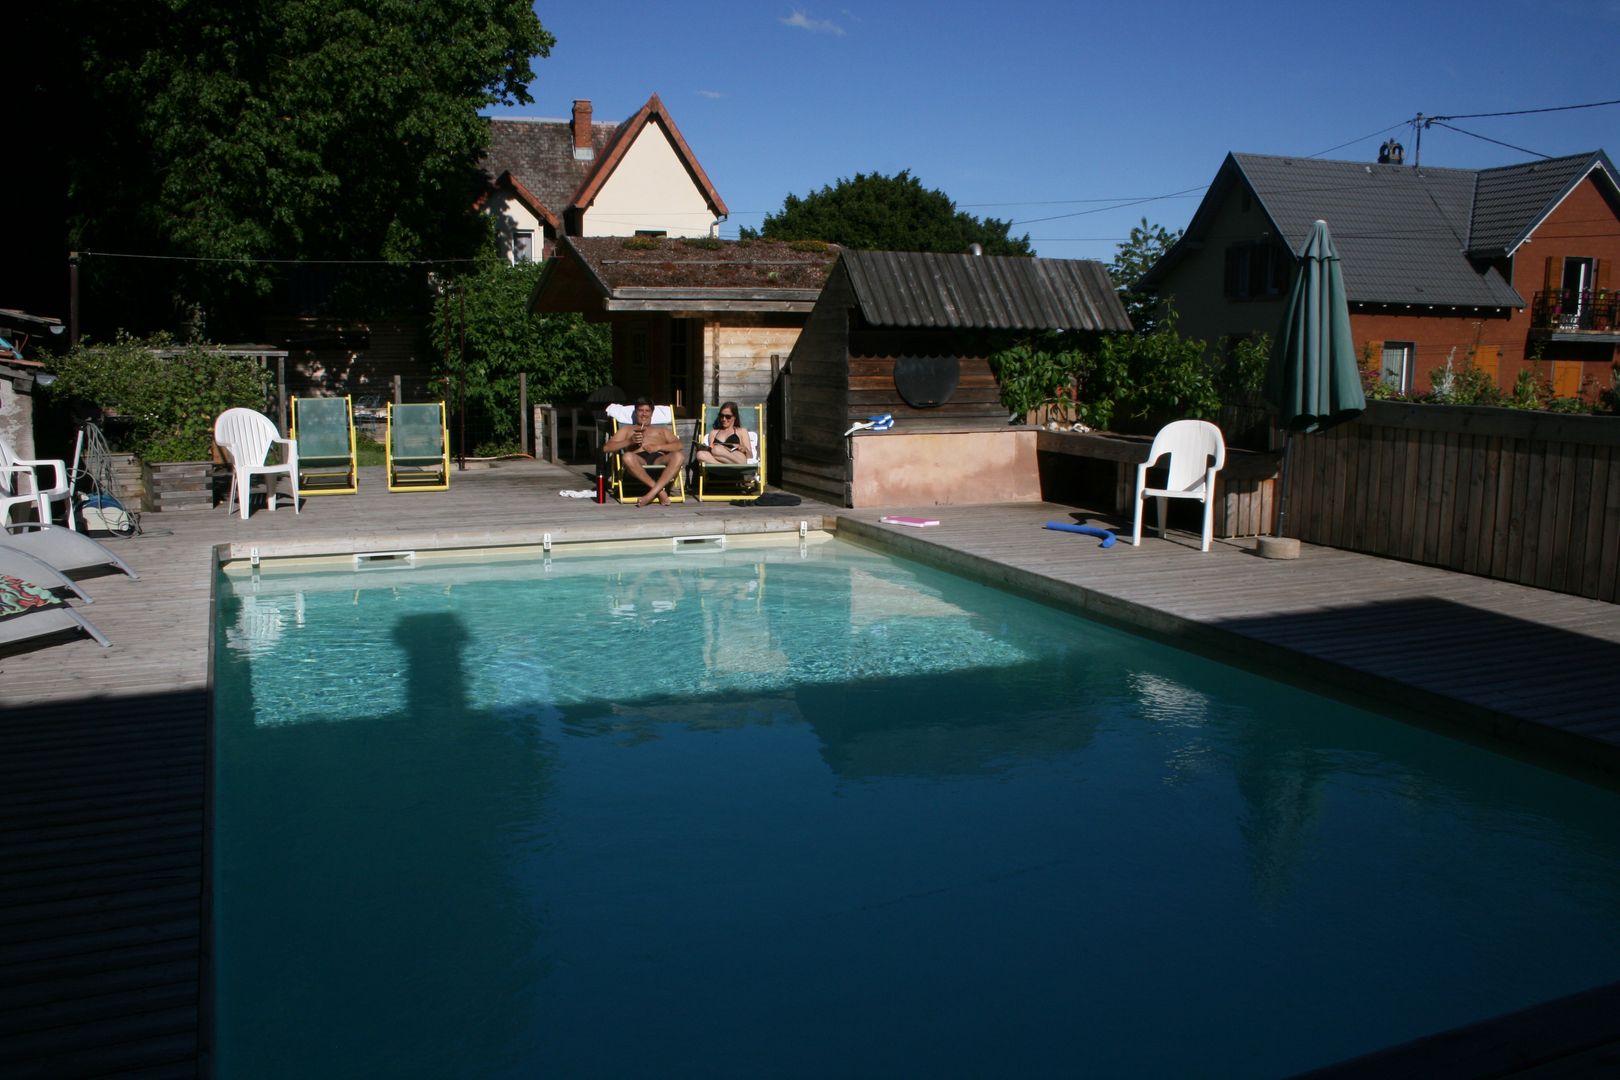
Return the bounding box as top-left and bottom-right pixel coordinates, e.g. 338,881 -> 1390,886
595,474 -> 606,503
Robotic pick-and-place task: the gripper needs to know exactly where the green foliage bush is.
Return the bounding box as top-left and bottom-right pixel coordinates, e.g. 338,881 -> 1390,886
44,333 -> 270,461
430,258 -> 612,447
990,319 -> 1223,431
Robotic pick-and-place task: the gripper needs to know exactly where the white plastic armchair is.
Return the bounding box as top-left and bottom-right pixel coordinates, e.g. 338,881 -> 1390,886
1131,420 -> 1226,552
0,438 -> 71,528
214,408 -> 299,520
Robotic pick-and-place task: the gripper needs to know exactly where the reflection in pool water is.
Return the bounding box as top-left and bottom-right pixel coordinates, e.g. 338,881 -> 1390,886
212,539 -> 1620,1078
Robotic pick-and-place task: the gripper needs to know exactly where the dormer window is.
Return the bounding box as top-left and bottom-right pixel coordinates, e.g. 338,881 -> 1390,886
514,230 -> 535,263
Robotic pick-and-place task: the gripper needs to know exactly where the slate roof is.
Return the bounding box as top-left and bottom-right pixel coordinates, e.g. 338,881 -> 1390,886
531,236 -> 838,312
840,250 -> 1131,332
481,117 -> 623,222
478,95 -> 728,226
1469,152 -> 1616,256
1144,149 -> 1616,310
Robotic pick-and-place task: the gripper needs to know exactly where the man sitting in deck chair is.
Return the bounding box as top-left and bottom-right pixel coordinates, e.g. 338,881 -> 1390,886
603,400 -> 686,507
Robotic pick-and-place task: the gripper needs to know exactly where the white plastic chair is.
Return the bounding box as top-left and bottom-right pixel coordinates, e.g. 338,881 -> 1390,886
1131,420 -> 1226,552
0,438 -> 71,528
214,409 -> 299,520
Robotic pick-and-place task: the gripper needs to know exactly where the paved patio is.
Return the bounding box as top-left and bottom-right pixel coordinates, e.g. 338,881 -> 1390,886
2,456 -> 1617,1077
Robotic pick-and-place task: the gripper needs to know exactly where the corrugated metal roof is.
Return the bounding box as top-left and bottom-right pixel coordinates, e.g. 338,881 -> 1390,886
840,250 -> 1131,331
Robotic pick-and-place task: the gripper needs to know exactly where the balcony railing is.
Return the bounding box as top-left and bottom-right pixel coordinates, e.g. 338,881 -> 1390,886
1530,289 -> 1618,333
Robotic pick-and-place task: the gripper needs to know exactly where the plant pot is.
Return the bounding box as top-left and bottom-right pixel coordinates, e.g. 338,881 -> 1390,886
141,459 -> 220,513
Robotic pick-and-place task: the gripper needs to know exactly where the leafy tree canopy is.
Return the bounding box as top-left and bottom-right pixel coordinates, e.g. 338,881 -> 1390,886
21,0 -> 552,332
1108,218 -> 1182,333
430,258 -> 611,454
744,170 -> 1033,256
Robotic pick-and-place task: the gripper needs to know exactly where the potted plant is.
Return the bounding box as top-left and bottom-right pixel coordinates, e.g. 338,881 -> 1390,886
43,333 -> 272,512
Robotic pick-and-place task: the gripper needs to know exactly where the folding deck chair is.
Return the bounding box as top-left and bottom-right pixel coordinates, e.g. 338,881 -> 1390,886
695,403 -> 765,502
605,403 -> 685,504
291,395 -> 358,495
386,402 -> 450,491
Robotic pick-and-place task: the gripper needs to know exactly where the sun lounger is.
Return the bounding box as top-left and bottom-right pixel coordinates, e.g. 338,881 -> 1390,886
0,547 -> 93,604
0,572 -> 109,650
2,523 -> 139,580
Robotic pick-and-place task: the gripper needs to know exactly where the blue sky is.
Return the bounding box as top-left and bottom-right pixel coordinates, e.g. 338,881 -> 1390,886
492,1 -> 1620,261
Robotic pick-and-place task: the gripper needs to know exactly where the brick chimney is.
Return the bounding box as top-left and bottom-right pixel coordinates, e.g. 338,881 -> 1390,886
572,100 -> 593,160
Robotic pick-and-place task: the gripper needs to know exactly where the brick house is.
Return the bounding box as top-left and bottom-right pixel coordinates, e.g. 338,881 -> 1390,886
1140,150 -> 1619,400
476,95 -> 728,264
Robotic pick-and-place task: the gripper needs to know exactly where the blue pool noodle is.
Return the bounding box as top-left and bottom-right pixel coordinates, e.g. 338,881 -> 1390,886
1043,521 -> 1117,548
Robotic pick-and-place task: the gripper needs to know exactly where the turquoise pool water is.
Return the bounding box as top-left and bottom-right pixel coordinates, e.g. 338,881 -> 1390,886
212,537 -> 1620,1078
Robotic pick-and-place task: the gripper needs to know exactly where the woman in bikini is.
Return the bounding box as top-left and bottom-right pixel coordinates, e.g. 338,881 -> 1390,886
696,402 -> 753,465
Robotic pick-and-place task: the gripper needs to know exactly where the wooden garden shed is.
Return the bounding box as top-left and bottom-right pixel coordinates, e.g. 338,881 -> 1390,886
529,235 -> 837,417
780,249 -> 1130,506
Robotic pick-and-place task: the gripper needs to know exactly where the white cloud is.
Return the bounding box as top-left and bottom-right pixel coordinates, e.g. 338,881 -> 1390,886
696,89 -> 724,99
781,9 -> 846,35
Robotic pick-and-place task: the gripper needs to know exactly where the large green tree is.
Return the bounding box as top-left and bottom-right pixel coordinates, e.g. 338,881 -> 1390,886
17,0 -> 552,336
431,258 -> 611,454
745,170 -> 1033,255
1108,218 -> 1183,333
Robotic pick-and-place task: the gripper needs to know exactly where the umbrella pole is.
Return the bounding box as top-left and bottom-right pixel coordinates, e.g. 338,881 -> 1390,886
1257,431 -> 1302,559
1275,430 -> 1292,539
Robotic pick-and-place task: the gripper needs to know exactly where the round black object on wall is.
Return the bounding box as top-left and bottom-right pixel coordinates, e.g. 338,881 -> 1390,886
894,356 -> 959,408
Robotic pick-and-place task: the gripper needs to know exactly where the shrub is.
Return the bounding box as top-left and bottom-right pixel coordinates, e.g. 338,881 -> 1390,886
44,333 -> 270,461
989,337 -> 1077,421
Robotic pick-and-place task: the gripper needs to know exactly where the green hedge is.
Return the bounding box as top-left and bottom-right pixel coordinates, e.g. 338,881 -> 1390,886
45,333 -> 271,461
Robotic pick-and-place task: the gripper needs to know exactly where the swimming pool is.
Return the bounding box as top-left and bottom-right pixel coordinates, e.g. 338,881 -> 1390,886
211,535 -> 1620,1078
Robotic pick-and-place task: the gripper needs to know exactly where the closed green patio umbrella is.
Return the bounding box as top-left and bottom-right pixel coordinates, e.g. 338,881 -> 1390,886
1267,219 -> 1365,538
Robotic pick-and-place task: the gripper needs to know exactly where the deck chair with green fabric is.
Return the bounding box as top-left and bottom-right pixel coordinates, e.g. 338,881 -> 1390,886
386,402 -> 450,492
290,395 -> 358,495
605,403 -> 685,504
695,402 -> 765,502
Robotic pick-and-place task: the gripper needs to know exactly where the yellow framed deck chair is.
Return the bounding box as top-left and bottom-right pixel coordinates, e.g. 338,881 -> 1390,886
289,395 -> 357,495
605,403 -> 685,504
696,403 -> 765,502
386,402 -> 450,492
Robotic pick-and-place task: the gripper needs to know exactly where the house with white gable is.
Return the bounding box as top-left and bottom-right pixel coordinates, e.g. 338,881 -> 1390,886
476,95 -> 729,263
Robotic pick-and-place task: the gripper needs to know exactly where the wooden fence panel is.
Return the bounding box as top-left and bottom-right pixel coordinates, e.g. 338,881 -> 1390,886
1277,402 -> 1619,603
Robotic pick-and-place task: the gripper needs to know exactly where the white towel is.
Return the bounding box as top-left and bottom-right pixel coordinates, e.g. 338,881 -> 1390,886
558,489 -> 594,498
605,403 -> 673,424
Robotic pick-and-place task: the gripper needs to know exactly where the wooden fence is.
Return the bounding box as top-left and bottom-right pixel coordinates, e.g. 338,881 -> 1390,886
1281,401 -> 1620,603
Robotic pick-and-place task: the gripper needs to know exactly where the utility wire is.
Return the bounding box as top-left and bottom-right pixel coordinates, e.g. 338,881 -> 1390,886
1428,98 -> 1620,122
1010,186 -> 1207,226
1425,121 -> 1550,159
1306,120 -> 1411,159
77,250 -> 482,266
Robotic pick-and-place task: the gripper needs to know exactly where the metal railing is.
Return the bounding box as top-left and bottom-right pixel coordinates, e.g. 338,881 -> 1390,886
1530,290 -> 1618,333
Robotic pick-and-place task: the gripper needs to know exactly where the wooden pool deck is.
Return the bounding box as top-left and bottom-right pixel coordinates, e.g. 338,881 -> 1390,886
2,457 -> 1617,1078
